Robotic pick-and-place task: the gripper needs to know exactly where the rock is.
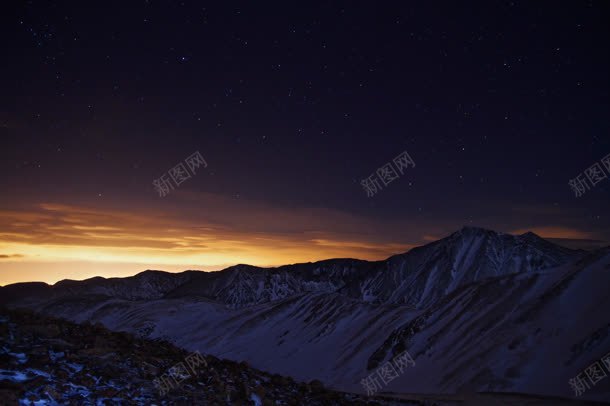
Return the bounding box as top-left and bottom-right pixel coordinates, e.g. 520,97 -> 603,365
0,382 -> 25,401
94,335 -> 112,348
308,379 -> 325,393
96,387 -> 119,397
22,323 -> 61,338
24,376 -> 47,390
141,361 -> 161,376
56,368 -> 69,380
43,385 -> 60,400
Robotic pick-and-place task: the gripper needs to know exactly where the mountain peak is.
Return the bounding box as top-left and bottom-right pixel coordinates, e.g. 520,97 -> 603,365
456,225 -> 499,235
519,231 -> 542,239
133,269 -> 171,278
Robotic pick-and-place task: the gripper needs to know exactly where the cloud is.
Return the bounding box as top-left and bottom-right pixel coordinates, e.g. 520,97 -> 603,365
0,194 -> 430,284
0,254 -> 24,259
509,226 -> 609,250
509,226 -> 595,240
546,238 -> 609,251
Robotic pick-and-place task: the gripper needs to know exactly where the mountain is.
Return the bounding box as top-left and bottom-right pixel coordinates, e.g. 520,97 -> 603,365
0,306 -> 416,405
3,227 -> 580,310
351,226 -> 579,308
2,227 -> 609,404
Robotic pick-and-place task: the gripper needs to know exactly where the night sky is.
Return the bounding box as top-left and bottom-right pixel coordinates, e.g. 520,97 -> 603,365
2,1 -> 610,285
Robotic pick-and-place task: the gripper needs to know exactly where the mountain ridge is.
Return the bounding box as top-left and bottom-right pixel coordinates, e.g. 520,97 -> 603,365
1,226 -> 586,310
3,227 -> 609,402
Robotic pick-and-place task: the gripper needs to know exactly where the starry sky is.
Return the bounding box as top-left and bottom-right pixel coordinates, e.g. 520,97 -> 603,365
1,1 -> 610,286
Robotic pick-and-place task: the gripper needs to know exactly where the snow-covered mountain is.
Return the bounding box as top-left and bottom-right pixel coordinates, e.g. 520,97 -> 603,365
3,227 -> 609,403
3,227 -> 578,309
352,226 -> 579,308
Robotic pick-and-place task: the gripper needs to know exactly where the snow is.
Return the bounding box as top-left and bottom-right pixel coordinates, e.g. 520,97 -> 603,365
0,369 -> 29,382
63,363 -> 84,373
250,393 -> 262,406
19,401 -> 55,406
10,352 -> 27,363
27,368 -> 52,378
49,350 -> 64,362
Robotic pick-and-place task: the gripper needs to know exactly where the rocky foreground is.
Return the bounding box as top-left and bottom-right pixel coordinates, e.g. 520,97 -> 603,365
0,306 -> 421,405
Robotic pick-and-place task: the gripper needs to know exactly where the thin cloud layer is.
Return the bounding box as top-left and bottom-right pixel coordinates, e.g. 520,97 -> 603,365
0,195 -> 419,285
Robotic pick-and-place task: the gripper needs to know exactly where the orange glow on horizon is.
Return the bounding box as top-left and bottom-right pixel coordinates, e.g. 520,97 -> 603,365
0,200 -> 417,286
0,197 -> 601,287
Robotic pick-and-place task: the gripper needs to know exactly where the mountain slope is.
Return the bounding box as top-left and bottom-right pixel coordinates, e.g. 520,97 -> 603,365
0,307 -> 418,405
2,227 -> 606,403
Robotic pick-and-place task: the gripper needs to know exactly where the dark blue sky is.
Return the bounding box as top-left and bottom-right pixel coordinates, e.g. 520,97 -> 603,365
1,1 -> 610,284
